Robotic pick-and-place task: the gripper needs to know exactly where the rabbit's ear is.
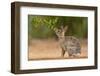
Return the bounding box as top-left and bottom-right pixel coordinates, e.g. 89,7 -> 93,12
60,26 -> 64,30
64,26 -> 68,32
53,27 -> 58,33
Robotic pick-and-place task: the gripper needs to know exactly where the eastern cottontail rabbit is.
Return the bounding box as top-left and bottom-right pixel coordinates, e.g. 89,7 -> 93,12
54,26 -> 81,57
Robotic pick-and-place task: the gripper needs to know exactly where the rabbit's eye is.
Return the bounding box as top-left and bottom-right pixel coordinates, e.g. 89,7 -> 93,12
58,30 -> 61,33
58,30 -> 60,33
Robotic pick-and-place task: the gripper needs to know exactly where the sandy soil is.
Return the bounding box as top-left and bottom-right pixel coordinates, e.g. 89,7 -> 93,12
28,39 -> 88,60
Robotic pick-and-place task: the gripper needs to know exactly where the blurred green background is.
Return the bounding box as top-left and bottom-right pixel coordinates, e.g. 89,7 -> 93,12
28,15 -> 88,39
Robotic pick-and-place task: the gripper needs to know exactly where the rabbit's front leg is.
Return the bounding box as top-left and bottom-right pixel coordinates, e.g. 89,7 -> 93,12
61,48 -> 65,57
61,44 -> 66,57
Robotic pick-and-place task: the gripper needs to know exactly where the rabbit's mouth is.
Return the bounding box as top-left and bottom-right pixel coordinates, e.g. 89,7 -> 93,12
58,36 -> 65,39
58,36 -> 65,42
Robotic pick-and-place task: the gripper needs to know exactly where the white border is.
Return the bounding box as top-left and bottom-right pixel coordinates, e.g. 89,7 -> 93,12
20,6 -> 95,70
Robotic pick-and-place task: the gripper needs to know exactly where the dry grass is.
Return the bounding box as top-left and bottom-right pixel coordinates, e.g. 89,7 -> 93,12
28,39 -> 88,60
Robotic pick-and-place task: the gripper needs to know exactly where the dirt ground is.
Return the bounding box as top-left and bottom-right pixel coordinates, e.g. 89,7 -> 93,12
28,39 -> 88,60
